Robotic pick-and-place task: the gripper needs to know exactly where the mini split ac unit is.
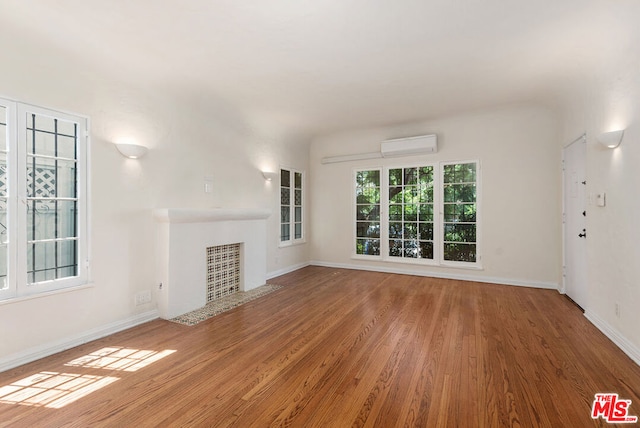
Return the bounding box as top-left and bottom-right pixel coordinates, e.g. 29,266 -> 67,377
380,134 -> 438,157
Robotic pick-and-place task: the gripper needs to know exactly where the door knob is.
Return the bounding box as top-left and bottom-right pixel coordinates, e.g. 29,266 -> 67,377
578,229 -> 586,238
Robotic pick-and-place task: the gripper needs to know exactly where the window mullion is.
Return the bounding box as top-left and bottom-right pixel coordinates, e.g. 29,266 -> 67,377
73,123 -> 78,276
380,167 -> 389,259
289,184 -> 295,241
30,114 -> 37,283
15,105 -> 29,294
433,164 -> 440,262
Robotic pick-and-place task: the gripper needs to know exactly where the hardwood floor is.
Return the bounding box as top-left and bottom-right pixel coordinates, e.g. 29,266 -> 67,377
1,266 -> 639,427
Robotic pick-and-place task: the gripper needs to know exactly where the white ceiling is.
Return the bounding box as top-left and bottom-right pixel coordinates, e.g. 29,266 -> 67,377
2,1 -> 639,137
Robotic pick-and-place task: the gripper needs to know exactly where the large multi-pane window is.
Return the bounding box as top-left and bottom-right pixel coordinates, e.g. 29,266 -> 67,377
354,161 -> 479,265
280,168 -> 303,244
442,162 -> 477,263
355,170 -> 380,255
0,98 -> 89,300
388,166 -> 434,260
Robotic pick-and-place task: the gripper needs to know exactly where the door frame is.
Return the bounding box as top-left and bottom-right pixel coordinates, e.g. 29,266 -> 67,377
561,133 -> 587,301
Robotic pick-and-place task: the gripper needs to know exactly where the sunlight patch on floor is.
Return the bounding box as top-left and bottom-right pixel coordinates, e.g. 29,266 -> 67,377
0,372 -> 119,408
65,347 -> 177,372
0,346 -> 177,408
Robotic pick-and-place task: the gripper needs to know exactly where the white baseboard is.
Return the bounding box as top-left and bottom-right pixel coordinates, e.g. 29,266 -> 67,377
309,260 -> 559,290
585,310 -> 640,366
0,310 -> 159,373
267,262 -> 311,280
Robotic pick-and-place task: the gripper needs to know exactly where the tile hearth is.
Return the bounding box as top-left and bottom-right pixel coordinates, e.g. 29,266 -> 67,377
169,284 -> 283,326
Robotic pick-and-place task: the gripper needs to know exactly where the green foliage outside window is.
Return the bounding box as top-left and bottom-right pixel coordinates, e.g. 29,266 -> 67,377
388,166 -> 434,260
355,170 -> 380,255
443,163 -> 477,262
355,162 -> 478,264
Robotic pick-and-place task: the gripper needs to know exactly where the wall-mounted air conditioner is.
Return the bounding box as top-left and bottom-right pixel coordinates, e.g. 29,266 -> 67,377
380,134 -> 438,157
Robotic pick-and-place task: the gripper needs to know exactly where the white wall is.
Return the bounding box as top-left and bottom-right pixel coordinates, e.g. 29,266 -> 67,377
0,28 -> 308,369
559,70 -> 640,363
309,105 -> 562,287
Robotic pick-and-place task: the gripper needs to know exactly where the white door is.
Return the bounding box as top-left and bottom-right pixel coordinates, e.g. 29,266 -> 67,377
563,137 -> 587,309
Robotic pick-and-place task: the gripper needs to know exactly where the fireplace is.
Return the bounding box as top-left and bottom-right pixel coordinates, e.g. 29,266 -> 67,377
153,208 -> 271,319
206,243 -> 241,302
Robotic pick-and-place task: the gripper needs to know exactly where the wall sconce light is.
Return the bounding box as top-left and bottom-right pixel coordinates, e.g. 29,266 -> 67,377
597,130 -> 624,149
115,143 -> 148,159
261,171 -> 278,182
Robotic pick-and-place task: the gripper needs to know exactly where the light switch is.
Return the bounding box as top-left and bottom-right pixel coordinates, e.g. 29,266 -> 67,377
596,192 -> 606,207
204,175 -> 213,194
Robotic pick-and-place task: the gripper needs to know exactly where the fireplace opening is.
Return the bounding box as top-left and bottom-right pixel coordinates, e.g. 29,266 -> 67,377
206,243 -> 241,302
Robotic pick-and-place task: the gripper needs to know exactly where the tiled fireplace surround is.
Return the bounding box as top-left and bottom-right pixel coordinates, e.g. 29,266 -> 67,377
153,208 -> 271,319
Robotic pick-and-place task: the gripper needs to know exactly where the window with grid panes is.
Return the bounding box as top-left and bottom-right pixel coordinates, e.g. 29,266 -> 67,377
442,162 -> 478,263
0,98 -> 89,301
355,169 -> 381,256
388,166 -> 434,260
354,162 -> 479,266
280,168 -> 303,244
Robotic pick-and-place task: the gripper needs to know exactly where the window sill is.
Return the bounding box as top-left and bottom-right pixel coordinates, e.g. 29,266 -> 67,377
439,261 -> 483,270
350,255 -> 483,270
0,282 -> 94,306
279,239 -> 307,249
351,254 -> 382,261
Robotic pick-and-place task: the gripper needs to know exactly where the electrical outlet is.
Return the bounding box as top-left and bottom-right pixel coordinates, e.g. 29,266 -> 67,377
615,302 -> 620,318
135,290 -> 152,306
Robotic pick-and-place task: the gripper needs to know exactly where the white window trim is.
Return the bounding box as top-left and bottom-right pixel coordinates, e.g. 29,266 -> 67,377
0,98 -> 91,301
352,161 -> 481,268
439,159 -> 481,269
381,161 -> 440,266
279,167 -> 305,248
0,98 -> 17,301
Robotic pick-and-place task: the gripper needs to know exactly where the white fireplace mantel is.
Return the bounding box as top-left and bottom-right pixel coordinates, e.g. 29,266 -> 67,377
153,207 -> 272,319
153,208 -> 271,224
